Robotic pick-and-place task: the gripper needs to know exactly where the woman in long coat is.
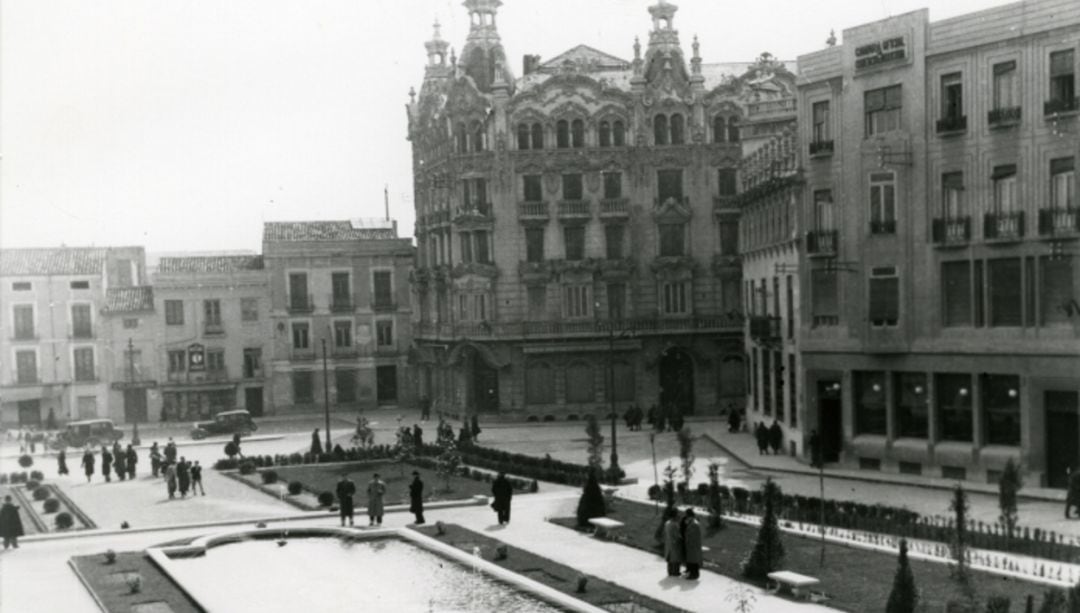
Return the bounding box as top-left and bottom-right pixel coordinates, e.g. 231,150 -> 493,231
0,495 -> 25,549
112,442 -> 126,481
177,458 -> 191,498
409,471 -> 425,524
57,448 -> 69,476
681,509 -> 703,580
100,446 -> 113,482
663,509 -> 684,577
491,472 -> 513,525
366,474 -> 386,526
81,448 -> 95,483
126,445 -> 138,480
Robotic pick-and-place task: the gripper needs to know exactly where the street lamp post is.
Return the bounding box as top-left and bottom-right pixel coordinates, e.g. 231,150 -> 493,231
321,338 -> 331,451
607,322 -> 618,472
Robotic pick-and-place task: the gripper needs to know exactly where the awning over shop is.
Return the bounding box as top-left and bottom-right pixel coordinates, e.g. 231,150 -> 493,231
446,341 -> 510,369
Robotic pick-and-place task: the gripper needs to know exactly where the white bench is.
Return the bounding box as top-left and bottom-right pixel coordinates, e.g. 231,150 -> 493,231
767,571 -> 820,599
587,517 -> 625,539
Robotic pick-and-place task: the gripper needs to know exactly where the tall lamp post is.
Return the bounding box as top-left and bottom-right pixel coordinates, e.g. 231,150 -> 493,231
598,302 -> 632,473
321,337 -> 331,451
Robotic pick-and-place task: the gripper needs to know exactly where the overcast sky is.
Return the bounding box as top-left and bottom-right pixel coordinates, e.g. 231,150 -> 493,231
1,0 -> 1013,253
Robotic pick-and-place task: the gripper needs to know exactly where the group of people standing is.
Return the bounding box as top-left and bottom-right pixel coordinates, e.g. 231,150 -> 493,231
663,508 -> 704,580
335,471 -> 421,528
76,442 -> 138,482
754,420 -> 785,455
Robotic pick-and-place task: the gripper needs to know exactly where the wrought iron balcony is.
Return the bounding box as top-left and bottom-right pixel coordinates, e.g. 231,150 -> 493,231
372,300 -> 397,312
557,199 -> 591,218
870,219 -> 897,235
931,217 -> 971,245
808,140 -> 834,156
1044,97 -> 1080,117
935,115 -> 967,134
518,200 -> 549,221
988,106 -> 1021,127
654,195 -> 690,208
806,230 -> 838,256
599,198 -> 630,217
291,347 -> 317,361
288,294 -> 315,314
329,294 -> 354,312
415,314 -> 744,341
1038,207 -> 1080,237
749,316 -> 782,342
984,211 -> 1025,240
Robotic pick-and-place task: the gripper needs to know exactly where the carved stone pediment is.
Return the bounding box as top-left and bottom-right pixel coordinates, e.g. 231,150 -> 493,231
653,198 -> 692,222
451,262 -> 499,280
551,258 -> 601,278
650,256 -> 696,280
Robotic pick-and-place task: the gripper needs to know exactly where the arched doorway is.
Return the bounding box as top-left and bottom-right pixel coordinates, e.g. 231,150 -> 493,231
659,348 -> 695,416
473,361 -> 499,414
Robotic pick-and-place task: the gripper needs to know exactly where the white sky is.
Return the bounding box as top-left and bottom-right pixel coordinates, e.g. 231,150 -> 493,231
0,0 -> 1013,253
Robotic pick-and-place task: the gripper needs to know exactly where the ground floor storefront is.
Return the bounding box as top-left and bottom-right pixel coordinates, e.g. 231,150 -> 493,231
268,355 -> 416,415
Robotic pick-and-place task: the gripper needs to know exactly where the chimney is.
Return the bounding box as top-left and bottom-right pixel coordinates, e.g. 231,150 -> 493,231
522,54 -> 541,76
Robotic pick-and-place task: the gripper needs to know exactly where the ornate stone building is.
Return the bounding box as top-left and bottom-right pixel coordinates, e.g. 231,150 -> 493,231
406,0 -> 796,418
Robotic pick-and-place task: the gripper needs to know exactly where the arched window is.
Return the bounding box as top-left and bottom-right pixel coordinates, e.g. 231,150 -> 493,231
670,114 -> 685,145
455,123 -> 468,153
728,116 -> 740,143
654,114 -> 669,145
598,121 -> 612,147
565,361 -> 594,404
571,119 -> 585,148
517,123 -> 530,150
525,362 -> 555,405
556,120 -> 570,148
613,120 -> 626,146
470,120 -> 485,151
531,123 -> 544,149
713,116 -> 726,143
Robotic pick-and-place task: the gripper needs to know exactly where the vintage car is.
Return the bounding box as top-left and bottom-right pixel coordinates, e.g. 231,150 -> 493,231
190,410 -> 258,440
53,419 -> 124,449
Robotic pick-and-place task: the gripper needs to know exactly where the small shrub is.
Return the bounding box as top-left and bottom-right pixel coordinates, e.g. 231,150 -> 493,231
543,415 -> 555,422
317,491 -> 334,507
29,470 -> 44,482
0,474 -> 7,484
526,415 -> 538,422
566,414 -> 579,421
287,480 -> 303,495
55,512 -> 74,530
103,549 -> 117,564
126,574 -> 142,594
238,461 -> 256,476
43,498 -> 60,513
32,486 -> 50,501
18,454 -> 33,468
261,470 -> 279,485
25,480 -> 41,491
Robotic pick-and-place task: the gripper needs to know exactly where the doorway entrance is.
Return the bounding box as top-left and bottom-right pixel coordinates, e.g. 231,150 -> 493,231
17,400 -> 41,427
1045,390 -> 1079,489
659,348 -> 695,416
473,362 -> 499,413
817,380 -> 843,463
123,389 -> 148,423
245,387 -> 265,417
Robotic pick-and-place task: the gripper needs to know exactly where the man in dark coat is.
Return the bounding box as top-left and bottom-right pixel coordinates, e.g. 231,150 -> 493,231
81,448 -> 95,483
409,471 -> 425,524
0,496 -> 25,549
1067,467 -> 1080,519
125,445 -> 138,480
662,509 -> 684,577
681,509 -> 703,580
164,438 -> 178,465
412,424 -> 423,449
311,429 -> 323,456
727,405 -> 741,433
112,442 -> 126,481
57,448 -> 69,476
101,446 -> 113,482
336,474 -> 356,527
149,442 -> 162,478
670,405 -> 684,432
754,422 -> 769,455
191,460 -> 205,496
768,420 -> 783,455
491,472 -> 513,525
177,457 -> 191,498
647,404 -> 657,429
420,395 -> 431,421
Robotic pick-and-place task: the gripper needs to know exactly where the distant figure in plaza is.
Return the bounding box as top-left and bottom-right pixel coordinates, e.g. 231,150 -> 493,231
112,442 -> 126,481
491,472 -> 513,525
101,446 -> 113,482
0,496 -> 24,549
126,444 -> 138,480
230,433 -> 243,458
624,405 -> 643,431
409,471 -> 425,524
647,404 -> 657,429
177,457 -> 191,498
57,448 -> 69,476
81,448 -> 95,483
754,422 -> 769,455
669,405 -> 684,432
1067,467 -> 1080,519
727,405 -> 742,433
311,429 -> 323,456
471,415 -> 482,441
662,509 -> 684,577
27,428 -> 36,455
367,473 -> 386,526
191,460 -> 205,496
809,429 -> 823,469
164,438 -> 178,465
768,420 -> 783,455
413,424 -> 423,449
336,474 -> 356,527
681,509 -> 703,580
150,442 -> 162,478
165,462 -> 178,499
420,395 -> 432,421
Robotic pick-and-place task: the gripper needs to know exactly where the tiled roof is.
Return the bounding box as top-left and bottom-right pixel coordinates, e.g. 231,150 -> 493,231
263,221 -> 398,242
158,255 -> 264,273
0,247 -> 108,276
104,286 -> 154,313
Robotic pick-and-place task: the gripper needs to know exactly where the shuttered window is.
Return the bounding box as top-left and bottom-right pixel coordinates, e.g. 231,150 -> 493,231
525,363 -> 555,405
869,267 -> 899,327
989,258 -> 1022,326
942,261 -> 972,327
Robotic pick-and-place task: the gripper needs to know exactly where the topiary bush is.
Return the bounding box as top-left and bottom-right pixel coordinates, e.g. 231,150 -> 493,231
18,454 -> 33,468
261,469 -> 279,484
317,492 -> 334,507
238,461 -> 256,476
25,479 -> 41,491
287,481 -> 303,496
55,512 -> 74,530
29,470 -> 44,482
32,486 -> 50,501
43,498 -> 60,513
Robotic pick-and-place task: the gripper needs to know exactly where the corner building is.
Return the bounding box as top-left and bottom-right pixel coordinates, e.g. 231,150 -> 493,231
407,0 -> 796,417
796,0 -> 1080,486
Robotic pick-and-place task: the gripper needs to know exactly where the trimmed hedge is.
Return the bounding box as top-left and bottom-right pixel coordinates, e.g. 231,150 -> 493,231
43,498 -> 60,513
317,492 -> 334,507
261,470 -> 278,485
32,486 -> 50,501
25,480 -> 41,491
29,470 -> 44,482
287,481 -> 303,496
0,471 -> 30,485
55,512 -> 74,530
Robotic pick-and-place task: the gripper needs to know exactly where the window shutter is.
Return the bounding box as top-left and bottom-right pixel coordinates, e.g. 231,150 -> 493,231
1050,50 -> 1074,77
1051,157 -> 1075,175
884,85 -> 902,109
865,89 -> 885,112
991,164 -> 1017,180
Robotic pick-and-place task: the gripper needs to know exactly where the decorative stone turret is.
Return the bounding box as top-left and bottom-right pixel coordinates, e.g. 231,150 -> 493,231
459,0 -> 514,92
424,20 -> 453,81
643,0 -> 688,88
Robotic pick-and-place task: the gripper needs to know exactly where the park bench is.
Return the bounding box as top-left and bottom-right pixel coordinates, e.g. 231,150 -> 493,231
587,517 -> 625,539
766,571 -> 820,599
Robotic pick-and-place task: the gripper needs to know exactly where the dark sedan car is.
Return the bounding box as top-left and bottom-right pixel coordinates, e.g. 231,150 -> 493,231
190,410 -> 258,440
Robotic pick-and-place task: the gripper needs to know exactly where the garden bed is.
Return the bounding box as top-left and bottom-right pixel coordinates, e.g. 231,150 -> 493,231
2,482 -> 93,534
550,499 -> 1051,612
410,523 -> 687,613
70,551 -> 202,613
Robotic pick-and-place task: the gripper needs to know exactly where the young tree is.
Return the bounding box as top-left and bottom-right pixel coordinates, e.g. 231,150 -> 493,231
653,462 -> 679,545
352,416 -> 374,448
706,460 -> 725,531
395,426 -> 415,478
999,458 -> 1023,548
1067,580 -> 1080,613
741,478 -> 785,580
950,484 -> 971,585
886,538 -> 918,613
435,418 -> 460,493
576,470 -> 607,527
584,414 -> 604,475
677,426 -> 695,492
224,441 -> 239,461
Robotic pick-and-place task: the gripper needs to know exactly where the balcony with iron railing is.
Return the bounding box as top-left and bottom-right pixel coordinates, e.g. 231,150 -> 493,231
1044,97 -> 1080,117
599,198 -> 630,218
749,315 -> 782,342
453,204 -> 493,225
329,294 -> 354,312
14,371 -> 39,385
70,324 -> 94,340
519,200 -> 550,221
935,114 -> 967,135
988,106 -> 1021,128
654,195 -> 690,208
372,298 -> 397,312
984,211 -> 1025,241
806,229 -> 838,256
931,217 -> 971,246
288,294 -> 315,314
291,347 -> 317,361
331,344 -> 359,358
808,140 -> 834,157
415,314 -> 744,341
870,219 -> 897,235
1038,207 -> 1080,237
557,200 -> 592,219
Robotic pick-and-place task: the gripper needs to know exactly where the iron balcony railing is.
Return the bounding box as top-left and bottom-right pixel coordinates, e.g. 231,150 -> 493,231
935,115 -> 967,134
988,106 -> 1021,127
931,217 -> 971,245
557,200 -> 591,217
518,201 -> 549,219
748,316 -> 782,342
329,294 -> 353,312
984,211 -> 1025,240
288,294 -> 315,314
870,219 -> 897,235
1044,97 -> 1080,116
1038,207 -> 1080,236
808,140 -> 834,156
599,198 -> 630,216
806,230 -> 838,255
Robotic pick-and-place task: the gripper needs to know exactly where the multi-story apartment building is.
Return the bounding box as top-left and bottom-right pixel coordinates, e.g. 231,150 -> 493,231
0,247 -> 147,426
796,0 -> 1080,486
739,129 -> 804,455
152,255 -> 273,421
102,286 -> 158,423
263,220 -> 415,412
406,0 -> 795,418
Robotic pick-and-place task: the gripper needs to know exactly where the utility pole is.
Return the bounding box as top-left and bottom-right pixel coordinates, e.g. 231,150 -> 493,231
384,184 -> 390,221
321,338 -> 331,451
608,323 -> 618,472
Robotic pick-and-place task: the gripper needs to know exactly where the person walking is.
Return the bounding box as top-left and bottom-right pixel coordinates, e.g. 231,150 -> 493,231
112,442 -> 126,481
57,448 -> 69,476
336,474 -> 356,527
149,442 -> 162,478
81,448 -> 95,483
101,446 -> 113,482
311,429 -> 323,456
366,473 -> 386,526
754,422 -> 769,455
0,496 -> 25,549
409,471 -> 425,524
412,424 -> 423,449
164,462 -> 178,499
681,509 -> 703,580
1067,467 -> 1080,519
164,438 -> 178,465
420,395 -> 431,421
125,445 -> 138,480
190,461 -> 205,496
230,433 -> 243,459
768,420 -> 783,455
491,472 -> 513,525
177,457 -> 191,498
662,509 -> 684,578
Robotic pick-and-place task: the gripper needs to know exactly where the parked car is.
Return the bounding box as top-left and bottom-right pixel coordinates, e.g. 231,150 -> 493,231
190,410 -> 258,440
53,419 -> 124,449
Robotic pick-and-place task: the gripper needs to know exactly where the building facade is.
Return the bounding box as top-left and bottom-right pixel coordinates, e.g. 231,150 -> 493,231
796,0 -> 1080,486
406,0 -> 796,417
102,286 -> 158,424
0,247 -> 147,426
263,220 -> 415,413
